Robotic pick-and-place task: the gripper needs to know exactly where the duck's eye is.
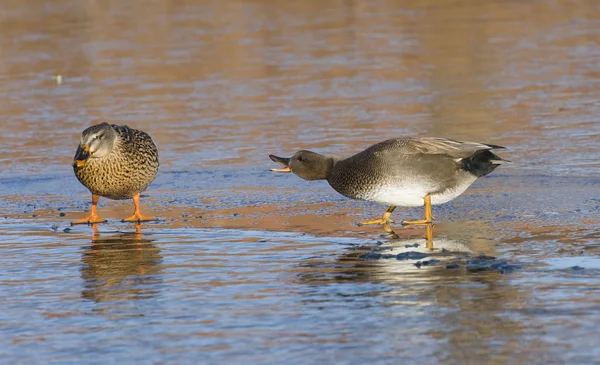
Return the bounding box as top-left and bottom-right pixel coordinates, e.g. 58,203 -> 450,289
297,155 -> 303,162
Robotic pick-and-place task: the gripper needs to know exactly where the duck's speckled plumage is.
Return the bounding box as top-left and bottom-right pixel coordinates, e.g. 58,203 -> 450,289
73,123 -> 159,200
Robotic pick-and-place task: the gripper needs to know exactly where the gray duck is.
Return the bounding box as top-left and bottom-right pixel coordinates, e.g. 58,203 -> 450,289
71,122 -> 159,225
270,137 -> 508,225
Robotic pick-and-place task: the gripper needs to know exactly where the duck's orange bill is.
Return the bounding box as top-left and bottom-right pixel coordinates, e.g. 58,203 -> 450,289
269,154 -> 292,173
270,166 -> 291,172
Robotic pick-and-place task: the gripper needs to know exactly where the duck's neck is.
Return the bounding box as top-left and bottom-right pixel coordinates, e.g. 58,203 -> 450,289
325,158 -> 337,178
308,157 -> 336,181
321,157 -> 339,181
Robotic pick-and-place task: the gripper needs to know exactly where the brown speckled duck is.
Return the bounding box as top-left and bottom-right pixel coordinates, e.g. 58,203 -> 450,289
71,122 -> 159,225
270,137 -> 508,226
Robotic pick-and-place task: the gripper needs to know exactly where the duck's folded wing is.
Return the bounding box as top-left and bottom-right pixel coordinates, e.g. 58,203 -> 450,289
406,137 -> 506,159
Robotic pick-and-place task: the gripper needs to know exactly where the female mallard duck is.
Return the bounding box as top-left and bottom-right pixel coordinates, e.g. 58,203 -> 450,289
269,137 -> 508,225
71,122 -> 159,225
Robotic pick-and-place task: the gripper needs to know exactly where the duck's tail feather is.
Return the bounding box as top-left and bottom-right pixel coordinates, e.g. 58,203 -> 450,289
461,150 -> 509,177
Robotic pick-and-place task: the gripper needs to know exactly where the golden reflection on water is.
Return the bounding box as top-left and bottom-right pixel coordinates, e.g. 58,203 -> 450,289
80,223 -> 163,304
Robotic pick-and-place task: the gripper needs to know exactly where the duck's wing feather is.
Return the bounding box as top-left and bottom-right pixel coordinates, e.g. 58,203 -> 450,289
405,137 -> 505,159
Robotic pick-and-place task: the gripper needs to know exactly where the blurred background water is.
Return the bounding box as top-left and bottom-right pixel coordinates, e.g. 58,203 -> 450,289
1,0 -> 600,363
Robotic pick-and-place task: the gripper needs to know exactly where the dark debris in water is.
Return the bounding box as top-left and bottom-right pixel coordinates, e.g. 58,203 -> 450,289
372,246 -> 393,252
358,250 -> 430,261
414,259 -> 441,268
356,249 -> 522,274
359,252 -> 397,260
468,254 -> 496,260
571,265 -> 585,271
396,252 -> 429,260
404,243 -> 419,248
465,255 -> 522,274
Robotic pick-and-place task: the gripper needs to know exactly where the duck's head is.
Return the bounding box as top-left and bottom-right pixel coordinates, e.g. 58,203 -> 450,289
269,150 -> 331,181
73,122 -> 117,167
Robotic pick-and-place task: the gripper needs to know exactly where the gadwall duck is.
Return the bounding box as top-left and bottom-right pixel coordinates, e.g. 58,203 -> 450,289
71,122 -> 159,225
270,137 -> 508,225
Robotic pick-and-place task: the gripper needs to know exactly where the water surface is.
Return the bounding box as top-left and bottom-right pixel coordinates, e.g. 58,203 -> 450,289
1,0 -> 600,363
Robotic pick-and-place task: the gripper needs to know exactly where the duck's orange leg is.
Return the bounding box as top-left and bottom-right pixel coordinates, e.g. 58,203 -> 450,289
360,205 -> 396,225
71,194 -> 107,225
402,195 -> 434,225
122,193 -> 158,223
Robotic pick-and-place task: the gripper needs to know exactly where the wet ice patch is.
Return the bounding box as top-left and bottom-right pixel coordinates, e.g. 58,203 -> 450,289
539,256 -> 600,271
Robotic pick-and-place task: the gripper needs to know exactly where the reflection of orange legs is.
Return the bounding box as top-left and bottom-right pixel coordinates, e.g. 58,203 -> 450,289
360,206 -> 396,225
71,195 -> 107,225
402,195 -> 434,225
425,223 -> 434,249
134,222 -> 142,235
91,222 -> 142,244
134,222 -> 143,243
122,193 -> 157,223
92,223 -> 100,237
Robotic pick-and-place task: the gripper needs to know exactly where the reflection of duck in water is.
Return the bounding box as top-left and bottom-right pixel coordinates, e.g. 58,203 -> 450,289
290,224 -> 526,361
383,222 -> 468,249
354,232 -> 473,277
80,224 -> 163,303
293,220 -> 510,287
291,226 -> 473,286
270,137 -> 508,227
383,228 -> 472,255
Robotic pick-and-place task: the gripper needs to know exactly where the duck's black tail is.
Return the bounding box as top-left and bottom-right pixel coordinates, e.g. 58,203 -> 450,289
460,146 -> 510,177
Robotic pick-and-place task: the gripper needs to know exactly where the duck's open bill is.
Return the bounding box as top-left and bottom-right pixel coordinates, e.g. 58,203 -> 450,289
269,155 -> 292,172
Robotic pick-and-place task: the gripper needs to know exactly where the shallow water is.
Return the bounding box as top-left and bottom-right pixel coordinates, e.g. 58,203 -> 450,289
1,0 -> 600,363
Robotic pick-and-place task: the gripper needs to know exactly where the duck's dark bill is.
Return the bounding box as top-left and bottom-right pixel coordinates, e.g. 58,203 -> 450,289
73,144 -> 91,167
74,144 -> 91,160
269,155 -> 291,172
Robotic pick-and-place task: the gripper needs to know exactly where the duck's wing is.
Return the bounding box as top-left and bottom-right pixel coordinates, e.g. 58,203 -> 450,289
406,137 -> 506,159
